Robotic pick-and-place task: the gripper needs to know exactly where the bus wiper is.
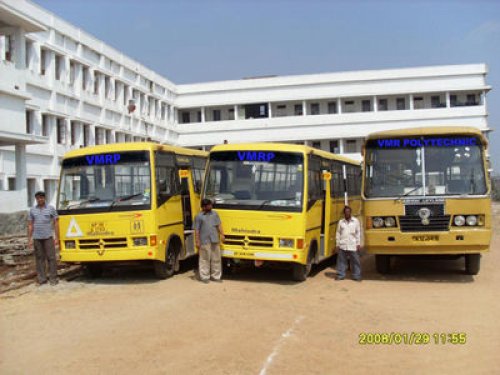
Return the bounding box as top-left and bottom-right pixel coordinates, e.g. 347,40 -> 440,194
258,196 -> 297,209
108,193 -> 143,210
395,186 -> 422,200
66,197 -> 100,209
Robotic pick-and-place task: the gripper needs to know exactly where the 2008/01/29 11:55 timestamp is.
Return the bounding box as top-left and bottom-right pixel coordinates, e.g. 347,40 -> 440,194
359,332 -> 467,345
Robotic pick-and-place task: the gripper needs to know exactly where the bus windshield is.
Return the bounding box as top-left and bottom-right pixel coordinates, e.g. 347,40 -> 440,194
204,151 -> 304,212
364,136 -> 487,198
58,151 -> 151,213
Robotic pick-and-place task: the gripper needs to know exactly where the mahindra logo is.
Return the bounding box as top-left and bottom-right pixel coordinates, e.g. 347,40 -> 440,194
418,207 -> 431,225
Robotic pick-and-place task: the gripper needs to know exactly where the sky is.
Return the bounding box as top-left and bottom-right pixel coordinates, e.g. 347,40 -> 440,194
35,0 -> 500,174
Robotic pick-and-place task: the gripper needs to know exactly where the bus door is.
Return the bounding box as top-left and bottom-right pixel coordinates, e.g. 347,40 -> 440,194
321,171 -> 333,259
178,169 -> 197,257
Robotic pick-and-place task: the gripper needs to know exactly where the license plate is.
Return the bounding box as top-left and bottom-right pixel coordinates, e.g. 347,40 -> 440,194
412,235 -> 439,241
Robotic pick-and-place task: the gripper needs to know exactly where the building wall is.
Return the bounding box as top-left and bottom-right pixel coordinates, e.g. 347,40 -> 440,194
0,0 -> 492,212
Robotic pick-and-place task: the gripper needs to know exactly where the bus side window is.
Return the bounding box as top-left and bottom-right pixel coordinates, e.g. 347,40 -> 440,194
156,166 -> 178,206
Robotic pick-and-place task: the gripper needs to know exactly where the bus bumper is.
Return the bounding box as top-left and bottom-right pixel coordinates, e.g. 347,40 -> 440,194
365,229 -> 491,255
60,247 -> 160,263
221,247 -> 307,264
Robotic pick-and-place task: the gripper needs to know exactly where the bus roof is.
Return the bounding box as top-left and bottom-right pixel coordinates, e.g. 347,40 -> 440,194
62,142 -> 207,159
365,126 -> 487,144
209,142 -> 360,166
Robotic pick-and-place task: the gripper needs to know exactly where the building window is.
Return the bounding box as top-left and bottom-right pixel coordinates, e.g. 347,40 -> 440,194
327,102 -> 337,114
71,121 -> 77,145
229,108 -> 236,120
25,40 -> 33,69
344,100 -> 354,113
345,139 -> 357,153
5,35 -> 13,62
213,109 -> 221,121
94,72 -> 100,95
181,112 -> 190,124
312,141 -> 321,149
450,94 -> 458,107
414,96 -> 424,109
42,114 -> 50,137
95,127 -> 104,145
197,111 -> 202,123
43,180 -> 51,202
82,66 -> 89,91
396,97 -> 406,110
57,118 -> 66,144
276,104 -> 287,117
8,177 -> 16,191
378,99 -> 388,111
40,48 -> 47,75
431,95 -> 444,108
69,60 -> 76,85
54,54 -> 62,80
466,94 -> 477,106
294,104 -> 303,116
26,110 -> 34,134
106,130 -> 112,144
104,76 -> 111,99
362,100 -> 371,112
329,140 -> 339,153
83,124 -> 90,146
244,103 -> 268,119
310,103 -> 320,115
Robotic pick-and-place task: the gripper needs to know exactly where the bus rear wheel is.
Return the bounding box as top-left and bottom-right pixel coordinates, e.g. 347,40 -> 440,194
375,255 -> 391,274
154,244 -> 178,279
465,254 -> 481,275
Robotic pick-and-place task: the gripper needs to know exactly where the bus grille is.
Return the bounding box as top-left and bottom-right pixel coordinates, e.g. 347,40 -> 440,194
404,204 -> 445,216
78,237 -> 128,250
399,216 -> 451,232
224,235 -> 274,248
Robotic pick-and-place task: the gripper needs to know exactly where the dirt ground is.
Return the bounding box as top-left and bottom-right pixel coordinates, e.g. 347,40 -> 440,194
1,205 -> 500,375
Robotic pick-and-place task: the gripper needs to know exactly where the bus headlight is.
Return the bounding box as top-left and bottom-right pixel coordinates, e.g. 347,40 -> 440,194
279,239 -> 294,248
466,215 -> 477,226
384,217 -> 396,227
65,240 -> 76,249
372,217 -> 384,228
133,237 -> 148,246
454,215 -> 465,226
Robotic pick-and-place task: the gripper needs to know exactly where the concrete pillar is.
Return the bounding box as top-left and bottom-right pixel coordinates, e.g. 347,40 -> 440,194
12,27 -> 26,70
15,144 -> 27,194
446,92 -> 451,108
409,94 -> 414,110
481,91 -> 487,107
337,99 -> 342,114
373,96 -> 378,112
268,102 -> 272,118
339,139 -> 345,154
302,100 -> 307,116
201,107 -> 206,123
234,105 -> 238,120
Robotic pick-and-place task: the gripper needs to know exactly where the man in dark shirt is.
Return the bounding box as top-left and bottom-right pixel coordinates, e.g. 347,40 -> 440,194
194,199 -> 225,283
28,191 -> 59,285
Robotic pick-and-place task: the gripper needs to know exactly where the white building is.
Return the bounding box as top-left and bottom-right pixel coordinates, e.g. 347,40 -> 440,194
0,0 -> 491,212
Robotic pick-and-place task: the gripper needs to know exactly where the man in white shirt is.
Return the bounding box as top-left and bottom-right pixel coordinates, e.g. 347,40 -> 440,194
335,206 -> 362,281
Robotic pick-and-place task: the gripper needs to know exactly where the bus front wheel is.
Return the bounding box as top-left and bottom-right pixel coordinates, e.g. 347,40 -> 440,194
375,255 -> 391,274
465,254 -> 481,275
292,249 -> 313,282
154,244 -> 177,279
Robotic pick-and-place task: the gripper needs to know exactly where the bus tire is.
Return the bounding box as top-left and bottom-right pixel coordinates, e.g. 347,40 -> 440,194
375,255 -> 391,274
292,244 -> 315,281
85,264 -> 103,278
465,254 -> 481,275
154,243 -> 178,279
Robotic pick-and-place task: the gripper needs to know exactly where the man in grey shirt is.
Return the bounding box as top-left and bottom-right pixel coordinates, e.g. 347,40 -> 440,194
28,191 -> 59,285
194,199 -> 225,283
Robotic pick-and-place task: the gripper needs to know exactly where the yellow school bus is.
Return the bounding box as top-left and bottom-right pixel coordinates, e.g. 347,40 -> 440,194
203,143 -> 361,281
57,142 -> 207,278
362,127 -> 491,275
